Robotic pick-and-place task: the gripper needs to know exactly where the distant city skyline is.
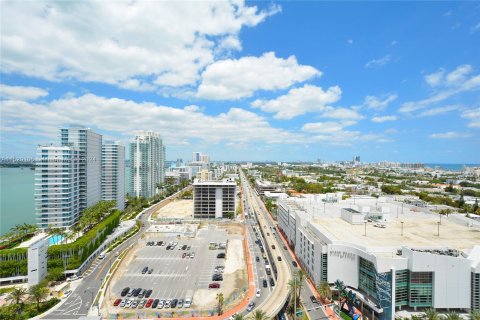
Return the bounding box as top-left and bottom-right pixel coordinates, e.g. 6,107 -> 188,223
1,1 -> 479,162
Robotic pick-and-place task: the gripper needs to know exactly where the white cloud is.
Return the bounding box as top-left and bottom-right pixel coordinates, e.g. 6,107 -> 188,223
251,84 -> 341,119
321,107 -> 364,120
371,115 -> 397,123
0,93 -> 302,146
400,65 -> 480,113
365,55 -> 391,68
461,108 -> 480,128
0,1 -> 279,90
417,105 -> 459,117
429,131 -> 472,139
196,52 -> 320,100
302,121 -> 356,134
363,94 -> 397,110
472,22 -> 480,33
0,84 -> 48,100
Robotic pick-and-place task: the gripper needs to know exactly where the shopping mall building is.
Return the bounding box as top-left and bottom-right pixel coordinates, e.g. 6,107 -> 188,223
277,194 -> 480,320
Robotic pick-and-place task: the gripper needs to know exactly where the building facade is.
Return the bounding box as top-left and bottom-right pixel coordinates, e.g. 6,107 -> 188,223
35,145 -> 80,229
130,131 -> 165,198
101,141 -> 125,211
60,126 -> 102,210
277,196 -> 480,319
28,238 -> 48,286
193,179 -> 236,219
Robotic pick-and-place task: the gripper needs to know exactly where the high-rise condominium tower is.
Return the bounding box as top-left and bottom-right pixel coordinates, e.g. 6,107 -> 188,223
130,131 -> 165,198
35,146 -> 80,229
60,126 -> 102,211
101,141 -> 125,211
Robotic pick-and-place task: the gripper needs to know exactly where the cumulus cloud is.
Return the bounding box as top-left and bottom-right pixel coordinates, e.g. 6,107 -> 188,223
251,84 -> 341,119
365,55 -> 391,68
371,115 -> 397,123
461,108 -> 480,128
429,131 -> 472,139
0,1 -> 279,90
196,52 -> 320,100
363,94 -> 397,110
400,64 -> 480,113
0,94 -> 301,146
0,84 -> 48,100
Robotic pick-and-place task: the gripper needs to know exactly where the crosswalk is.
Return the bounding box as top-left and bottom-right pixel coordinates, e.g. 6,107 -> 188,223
82,259 -> 101,277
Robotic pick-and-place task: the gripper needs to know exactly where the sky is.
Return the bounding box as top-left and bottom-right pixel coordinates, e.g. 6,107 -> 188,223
0,1 -> 479,163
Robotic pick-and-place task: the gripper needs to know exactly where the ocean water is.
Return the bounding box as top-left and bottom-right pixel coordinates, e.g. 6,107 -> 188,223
0,167 -> 36,236
0,166 -> 133,236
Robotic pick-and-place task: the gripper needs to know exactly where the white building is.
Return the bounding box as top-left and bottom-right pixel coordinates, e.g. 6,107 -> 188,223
61,126 -> 102,210
35,145 -> 80,229
101,141 -> 125,211
277,195 -> 480,319
28,238 -> 48,286
130,131 -> 165,198
193,179 -> 236,219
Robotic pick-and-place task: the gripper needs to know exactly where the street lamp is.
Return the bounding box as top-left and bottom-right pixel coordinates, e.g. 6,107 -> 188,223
401,221 -> 404,236
437,221 -> 440,237
364,221 -> 367,237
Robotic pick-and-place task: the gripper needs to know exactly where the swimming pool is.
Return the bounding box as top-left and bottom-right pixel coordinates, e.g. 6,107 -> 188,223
48,235 -> 64,245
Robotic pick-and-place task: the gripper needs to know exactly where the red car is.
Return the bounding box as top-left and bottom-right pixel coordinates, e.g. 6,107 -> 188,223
113,298 -> 122,306
146,299 -> 154,308
208,283 -> 220,289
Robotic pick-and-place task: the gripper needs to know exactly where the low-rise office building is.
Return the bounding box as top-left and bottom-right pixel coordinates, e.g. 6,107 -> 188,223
277,195 -> 480,319
193,179 -> 236,219
254,180 -> 282,196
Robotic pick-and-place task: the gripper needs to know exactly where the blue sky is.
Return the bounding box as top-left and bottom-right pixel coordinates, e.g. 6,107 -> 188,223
0,1 -> 479,163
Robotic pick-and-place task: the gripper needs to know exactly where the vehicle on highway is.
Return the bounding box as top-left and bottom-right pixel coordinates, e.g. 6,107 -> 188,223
256,256 -> 260,262
98,252 -> 106,259
62,290 -> 72,299
146,299 -> 154,308
310,295 -> 319,304
277,256 -> 282,261
145,289 -> 152,298
120,299 -> 127,307
152,299 -> 159,308
270,278 -> 275,287
266,266 -> 271,275
66,275 -> 82,281
184,297 -> 192,308
292,261 -> 298,267
263,279 -> 268,288
209,283 -> 220,289
217,252 -> 225,258
247,302 -> 256,312
171,299 -> 178,308
256,289 -> 261,297
178,299 -> 184,308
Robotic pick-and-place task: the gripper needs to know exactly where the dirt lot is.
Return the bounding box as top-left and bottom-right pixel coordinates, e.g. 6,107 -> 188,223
152,199 -> 194,220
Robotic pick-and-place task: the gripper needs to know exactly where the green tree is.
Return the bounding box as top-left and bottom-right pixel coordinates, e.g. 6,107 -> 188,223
445,312 -> 460,320
233,314 -> 245,320
29,282 -> 49,312
250,309 -> 269,320
6,287 -> 27,306
473,199 -> 478,214
381,185 -> 402,195
470,310 -> 480,320
216,292 -> 224,315
317,281 -> 331,302
47,267 -> 65,282
423,308 -> 439,320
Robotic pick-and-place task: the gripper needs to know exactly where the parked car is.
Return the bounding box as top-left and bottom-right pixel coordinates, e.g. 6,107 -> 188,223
209,283 -> 220,289
263,280 -> 268,288
142,266 -> 148,274
217,253 -> 225,258
178,299 -> 184,308
256,289 -> 261,297
145,289 -> 152,298
310,295 -> 318,304
119,299 -> 127,307
132,300 -> 139,308
187,245 -> 191,250
125,299 -> 133,308
164,299 -> 171,308
138,289 -> 146,298
212,274 -> 223,281
292,261 -> 298,267
277,256 -> 282,261
138,299 -> 146,308
270,278 -> 275,287
190,252 -> 195,259
171,299 -> 178,308
133,288 -> 140,297
182,253 -> 186,258
114,298 -> 122,306
121,287 -> 130,297
184,297 -> 192,308
182,245 -> 187,250
256,256 -> 260,262
158,300 -> 165,309
152,299 -> 159,308
148,268 -> 153,274
146,299 -> 154,308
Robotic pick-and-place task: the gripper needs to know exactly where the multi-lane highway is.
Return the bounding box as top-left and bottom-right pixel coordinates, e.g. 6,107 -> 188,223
240,170 -> 331,320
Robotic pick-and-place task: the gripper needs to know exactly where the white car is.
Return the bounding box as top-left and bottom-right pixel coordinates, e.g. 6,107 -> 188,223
157,300 -> 165,309
62,290 -> 72,298
256,289 -> 261,297
125,299 -> 132,308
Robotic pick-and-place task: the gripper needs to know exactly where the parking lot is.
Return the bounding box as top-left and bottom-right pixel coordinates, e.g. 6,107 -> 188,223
105,223 -> 247,316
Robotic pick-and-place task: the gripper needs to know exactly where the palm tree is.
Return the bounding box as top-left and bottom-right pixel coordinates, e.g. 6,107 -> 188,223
445,312 -> 460,320
216,292 -> 224,315
285,302 -> 295,319
7,287 -> 27,306
470,310 -> 480,320
29,283 -> 49,312
233,314 -> 245,320
317,281 -> 331,302
423,308 -> 440,320
250,309 -> 269,320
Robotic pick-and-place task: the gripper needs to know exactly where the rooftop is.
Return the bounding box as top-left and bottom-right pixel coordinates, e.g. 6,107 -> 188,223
286,196 -> 480,252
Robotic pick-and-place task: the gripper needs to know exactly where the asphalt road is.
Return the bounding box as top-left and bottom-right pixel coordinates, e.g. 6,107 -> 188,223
240,170 -> 330,320
42,190 -> 183,319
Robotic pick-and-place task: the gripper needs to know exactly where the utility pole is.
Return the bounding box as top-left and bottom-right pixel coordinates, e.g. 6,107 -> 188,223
364,221 -> 367,236
401,221 -> 404,236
